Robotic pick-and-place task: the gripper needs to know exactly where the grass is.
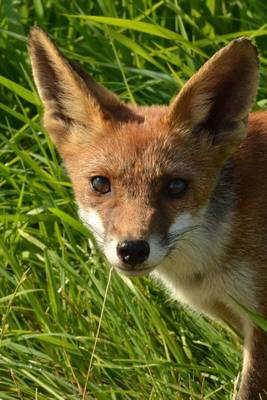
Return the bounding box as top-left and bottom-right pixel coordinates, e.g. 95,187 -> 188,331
1,1 -> 267,399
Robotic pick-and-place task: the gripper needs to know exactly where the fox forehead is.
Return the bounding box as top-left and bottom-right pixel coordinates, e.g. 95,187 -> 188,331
64,105 -> 217,187
65,105 -> 172,169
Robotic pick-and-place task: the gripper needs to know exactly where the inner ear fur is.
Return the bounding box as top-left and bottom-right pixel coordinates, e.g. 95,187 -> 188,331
28,27 -> 139,146
169,38 -> 259,150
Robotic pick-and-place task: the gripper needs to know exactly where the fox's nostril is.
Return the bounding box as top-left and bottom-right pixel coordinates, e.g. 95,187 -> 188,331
117,240 -> 150,266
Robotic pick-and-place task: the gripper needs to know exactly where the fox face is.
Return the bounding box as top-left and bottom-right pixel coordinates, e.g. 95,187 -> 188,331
67,110 -> 223,276
28,29 -> 258,278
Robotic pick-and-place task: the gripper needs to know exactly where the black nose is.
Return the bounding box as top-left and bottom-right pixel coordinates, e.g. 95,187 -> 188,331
117,240 -> 150,266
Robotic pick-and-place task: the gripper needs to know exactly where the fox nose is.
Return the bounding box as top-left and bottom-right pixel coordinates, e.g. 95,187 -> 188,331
117,240 -> 150,266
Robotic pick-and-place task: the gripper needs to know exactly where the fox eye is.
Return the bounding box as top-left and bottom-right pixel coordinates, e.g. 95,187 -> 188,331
167,179 -> 187,198
91,176 -> 111,194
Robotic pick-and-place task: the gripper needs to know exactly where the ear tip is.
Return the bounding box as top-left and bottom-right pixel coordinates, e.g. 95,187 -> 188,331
230,36 -> 259,58
232,36 -> 252,44
28,27 -> 51,49
29,26 -> 43,41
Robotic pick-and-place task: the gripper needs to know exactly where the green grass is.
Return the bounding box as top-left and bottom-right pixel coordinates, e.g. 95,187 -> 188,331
1,1 -> 267,399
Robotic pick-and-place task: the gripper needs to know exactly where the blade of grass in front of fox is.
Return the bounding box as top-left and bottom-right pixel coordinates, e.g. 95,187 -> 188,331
82,266 -> 114,399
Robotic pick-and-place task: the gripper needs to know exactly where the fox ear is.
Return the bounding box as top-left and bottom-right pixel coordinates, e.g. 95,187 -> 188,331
169,38 -> 259,151
28,27 -> 135,146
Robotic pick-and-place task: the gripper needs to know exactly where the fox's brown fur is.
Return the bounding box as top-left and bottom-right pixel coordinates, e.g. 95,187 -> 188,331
29,27 -> 267,399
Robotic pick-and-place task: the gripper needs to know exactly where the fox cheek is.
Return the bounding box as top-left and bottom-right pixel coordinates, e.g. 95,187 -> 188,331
168,210 -> 204,239
78,206 -> 105,245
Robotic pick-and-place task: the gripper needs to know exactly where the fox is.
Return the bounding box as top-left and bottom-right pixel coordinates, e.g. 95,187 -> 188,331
28,27 -> 267,399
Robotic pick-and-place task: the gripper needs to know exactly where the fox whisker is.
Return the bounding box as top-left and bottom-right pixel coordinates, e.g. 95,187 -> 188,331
163,224 -> 203,248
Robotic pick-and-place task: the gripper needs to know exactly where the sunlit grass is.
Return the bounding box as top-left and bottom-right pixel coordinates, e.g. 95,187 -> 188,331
1,1 -> 267,399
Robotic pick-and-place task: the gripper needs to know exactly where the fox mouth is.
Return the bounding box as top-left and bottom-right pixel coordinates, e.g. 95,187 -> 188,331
115,265 -> 156,276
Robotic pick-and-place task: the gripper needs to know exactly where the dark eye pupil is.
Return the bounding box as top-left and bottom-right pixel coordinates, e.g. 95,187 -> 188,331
91,176 -> 110,194
167,179 -> 187,198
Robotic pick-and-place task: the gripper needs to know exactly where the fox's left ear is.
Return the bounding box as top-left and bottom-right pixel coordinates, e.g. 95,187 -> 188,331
28,27 -> 137,148
169,38 -> 259,153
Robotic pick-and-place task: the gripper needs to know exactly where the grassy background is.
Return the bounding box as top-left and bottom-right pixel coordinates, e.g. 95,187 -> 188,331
1,1 -> 267,399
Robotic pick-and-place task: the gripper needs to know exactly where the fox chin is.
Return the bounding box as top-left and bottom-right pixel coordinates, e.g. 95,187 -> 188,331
29,27 -> 267,399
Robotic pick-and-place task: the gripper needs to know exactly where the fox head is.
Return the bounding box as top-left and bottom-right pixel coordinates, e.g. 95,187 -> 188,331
29,28 -> 259,276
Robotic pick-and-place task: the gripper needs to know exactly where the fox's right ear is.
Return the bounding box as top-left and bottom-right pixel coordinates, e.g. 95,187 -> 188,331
28,27 -> 135,147
168,38 -> 259,157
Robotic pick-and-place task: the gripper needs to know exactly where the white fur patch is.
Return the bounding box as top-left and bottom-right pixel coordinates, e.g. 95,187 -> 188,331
78,206 -> 105,245
168,211 -> 198,237
146,212 -> 202,267
104,238 -> 121,267
153,209 -> 209,282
